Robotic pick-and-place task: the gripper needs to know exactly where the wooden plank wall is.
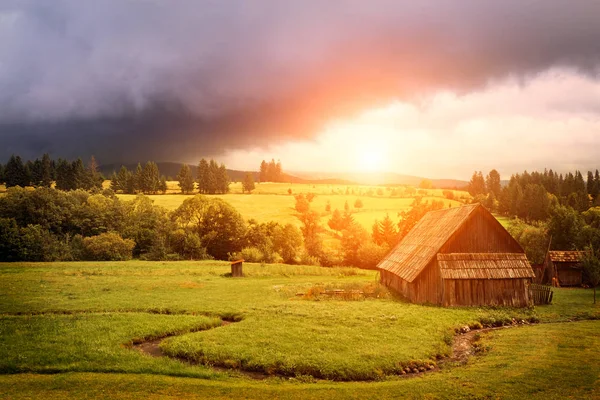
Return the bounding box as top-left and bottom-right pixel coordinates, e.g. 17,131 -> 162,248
441,207 -> 523,254
557,268 -> 582,286
442,278 -> 531,307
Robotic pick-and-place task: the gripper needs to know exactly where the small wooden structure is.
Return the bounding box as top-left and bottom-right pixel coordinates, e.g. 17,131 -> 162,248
544,251 -> 586,286
231,259 -> 244,277
377,204 -> 535,307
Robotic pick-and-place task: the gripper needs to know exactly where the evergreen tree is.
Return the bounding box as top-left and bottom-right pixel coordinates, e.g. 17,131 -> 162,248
71,158 -> 87,189
218,163 -> 230,193
30,158 -> 43,187
206,159 -> 219,194
159,176 -> 168,194
134,163 -> 143,193
259,160 -> 268,182
86,156 -> 103,190
242,172 -> 255,193
275,160 -> 282,182
55,158 -> 73,190
328,209 -> 345,232
594,170 -> 600,202
0,163 -> 4,184
176,164 -> 195,194
485,169 -> 501,198
141,161 -> 160,194
468,171 -> 486,196
111,166 -> 132,193
373,214 -> 398,248
197,159 -> 209,193
4,155 -> 30,188
40,153 -> 53,187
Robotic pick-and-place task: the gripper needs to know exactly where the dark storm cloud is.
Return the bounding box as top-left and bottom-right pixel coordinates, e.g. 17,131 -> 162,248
1,0 -> 599,163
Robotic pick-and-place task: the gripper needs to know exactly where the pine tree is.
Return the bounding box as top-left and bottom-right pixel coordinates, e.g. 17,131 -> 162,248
259,160 -> 268,182
134,163 -> 143,193
177,164 -> 195,194
468,171 -> 486,196
71,158 -> 87,189
486,169 -> 501,197
377,214 -> 398,248
218,163 -> 230,194
242,172 -> 255,193
4,155 -> 29,187
30,158 -> 43,186
55,158 -> 73,190
0,163 -> 4,184
159,176 -> 168,194
275,160 -> 282,182
111,166 -> 132,193
40,153 -> 53,187
205,160 -> 219,194
328,209 -> 345,232
141,161 -> 160,194
86,156 -> 102,190
197,159 -> 209,193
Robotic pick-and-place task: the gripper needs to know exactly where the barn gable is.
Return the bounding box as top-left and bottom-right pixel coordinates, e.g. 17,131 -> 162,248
377,204 -> 534,307
376,204 -> 524,282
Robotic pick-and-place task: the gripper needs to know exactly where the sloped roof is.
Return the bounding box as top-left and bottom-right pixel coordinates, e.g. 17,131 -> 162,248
438,253 -> 535,280
548,251 -> 587,263
376,204 -> 480,282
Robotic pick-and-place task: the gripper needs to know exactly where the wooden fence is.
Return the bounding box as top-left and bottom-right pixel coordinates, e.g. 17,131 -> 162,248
530,284 -> 553,305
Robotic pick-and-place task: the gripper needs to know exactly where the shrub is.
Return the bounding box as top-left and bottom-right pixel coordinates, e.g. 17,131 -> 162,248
240,247 -> 265,263
82,232 -> 135,261
356,242 -> 388,269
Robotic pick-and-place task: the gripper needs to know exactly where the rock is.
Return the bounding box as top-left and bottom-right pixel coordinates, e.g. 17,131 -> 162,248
460,325 -> 470,333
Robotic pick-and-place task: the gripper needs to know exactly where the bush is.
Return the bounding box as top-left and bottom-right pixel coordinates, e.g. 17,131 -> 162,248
82,232 -> 135,261
240,247 -> 265,263
356,242 -> 389,269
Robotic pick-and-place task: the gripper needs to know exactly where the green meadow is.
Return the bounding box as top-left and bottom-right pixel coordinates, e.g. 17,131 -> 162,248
116,182 -> 465,231
1,261 -> 599,398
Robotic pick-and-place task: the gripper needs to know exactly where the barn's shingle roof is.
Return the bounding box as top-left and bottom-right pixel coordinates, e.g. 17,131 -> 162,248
438,253 -> 535,280
376,204 -> 480,282
548,251 -> 587,263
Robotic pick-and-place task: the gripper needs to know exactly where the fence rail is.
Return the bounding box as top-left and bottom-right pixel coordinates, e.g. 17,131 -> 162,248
530,284 -> 553,305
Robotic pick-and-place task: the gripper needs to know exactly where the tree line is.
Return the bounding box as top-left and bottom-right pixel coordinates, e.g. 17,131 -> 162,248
0,154 -> 104,191
172,159 -> 230,195
0,186 -> 302,263
468,168 -> 600,222
259,159 -> 283,182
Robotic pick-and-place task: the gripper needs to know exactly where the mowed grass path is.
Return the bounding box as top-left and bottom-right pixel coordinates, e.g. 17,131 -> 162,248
1,261 -> 599,398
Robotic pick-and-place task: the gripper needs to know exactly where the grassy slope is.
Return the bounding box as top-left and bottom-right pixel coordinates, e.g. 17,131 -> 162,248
0,321 -> 598,399
1,261 -> 599,398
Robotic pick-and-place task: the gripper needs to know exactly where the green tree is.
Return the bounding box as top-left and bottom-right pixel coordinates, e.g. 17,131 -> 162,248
82,232 -> 135,261
4,155 -> 30,188
55,158 -> 73,190
140,162 -> 161,194
547,205 -> 585,250
468,171 -> 486,196
372,214 -> 398,248
242,172 -> 255,193
328,209 -> 345,232
486,169 -> 502,198
111,166 -> 132,193
171,195 -> 246,260
197,159 -> 209,193
134,163 -> 143,193
259,160 -> 268,182
582,248 -> 600,304
272,224 -> 303,264
177,164 -> 195,194
71,158 -> 87,189
354,198 -> 364,209
40,153 -> 53,187
217,163 -> 230,194
340,222 -> 369,266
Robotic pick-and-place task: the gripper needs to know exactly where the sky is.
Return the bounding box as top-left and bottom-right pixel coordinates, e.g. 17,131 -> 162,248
1,0 -> 600,179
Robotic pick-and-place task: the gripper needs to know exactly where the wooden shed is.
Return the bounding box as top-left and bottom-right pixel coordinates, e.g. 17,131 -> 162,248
377,204 -> 535,307
544,251 -> 586,286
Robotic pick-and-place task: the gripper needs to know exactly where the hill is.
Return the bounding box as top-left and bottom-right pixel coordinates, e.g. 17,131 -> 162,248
100,162 -> 467,188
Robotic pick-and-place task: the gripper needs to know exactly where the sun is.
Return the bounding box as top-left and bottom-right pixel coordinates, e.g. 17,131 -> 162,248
358,149 -> 387,172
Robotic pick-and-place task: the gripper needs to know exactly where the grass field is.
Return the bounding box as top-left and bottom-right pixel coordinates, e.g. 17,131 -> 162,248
1,261 -> 599,398
117,182 -> 465,231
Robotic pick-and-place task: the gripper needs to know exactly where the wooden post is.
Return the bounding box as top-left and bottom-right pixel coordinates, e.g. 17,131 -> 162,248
231,259 -> 244,277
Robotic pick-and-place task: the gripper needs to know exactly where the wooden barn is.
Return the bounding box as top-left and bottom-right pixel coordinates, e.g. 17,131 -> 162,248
377,204 -> 535,307
544,251 -> 586,286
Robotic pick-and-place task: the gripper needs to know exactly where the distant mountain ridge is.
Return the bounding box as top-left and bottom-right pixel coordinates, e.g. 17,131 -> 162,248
99,162 -> 467,188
